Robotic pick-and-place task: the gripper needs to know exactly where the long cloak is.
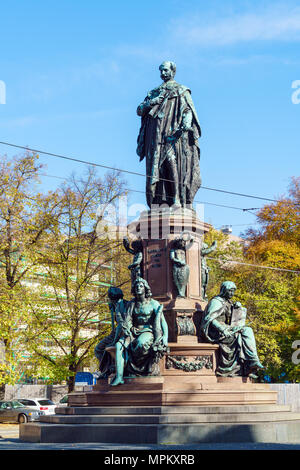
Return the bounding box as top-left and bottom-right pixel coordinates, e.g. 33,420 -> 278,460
137,81 -> 201,207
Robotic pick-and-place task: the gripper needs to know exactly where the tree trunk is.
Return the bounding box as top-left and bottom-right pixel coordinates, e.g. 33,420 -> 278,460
67,375 -> 76,393
67,363 -> 78,393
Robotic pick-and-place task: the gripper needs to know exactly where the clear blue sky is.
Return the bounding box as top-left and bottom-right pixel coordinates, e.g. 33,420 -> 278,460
0,0 -> 299,235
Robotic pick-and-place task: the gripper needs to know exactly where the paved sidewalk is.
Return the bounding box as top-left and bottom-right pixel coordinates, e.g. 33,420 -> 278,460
0,424 -> 19,439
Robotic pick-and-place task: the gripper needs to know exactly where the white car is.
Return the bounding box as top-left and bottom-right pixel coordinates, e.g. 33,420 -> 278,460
17,398 -> 56,415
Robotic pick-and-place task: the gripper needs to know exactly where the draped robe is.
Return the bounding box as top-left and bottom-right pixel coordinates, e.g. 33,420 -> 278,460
137,80 -> 201,207
119,298 -> 168,376
201,296 -> 261,377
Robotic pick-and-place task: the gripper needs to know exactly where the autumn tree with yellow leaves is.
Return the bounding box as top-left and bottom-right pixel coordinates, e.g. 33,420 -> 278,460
22,167 -> 131,392
0,153 -> 63,389
0,154 -> 130,393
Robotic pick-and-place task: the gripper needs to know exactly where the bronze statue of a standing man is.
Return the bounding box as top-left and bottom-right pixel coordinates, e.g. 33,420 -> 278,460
136,61 -> 202,208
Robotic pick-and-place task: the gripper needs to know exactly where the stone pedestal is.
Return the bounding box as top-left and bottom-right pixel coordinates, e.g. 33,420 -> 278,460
129,208 -> 210,341
19,208 -> 290,445
161,340 -> 218,386
65,209 -> 277,409
66,376 -> 277,407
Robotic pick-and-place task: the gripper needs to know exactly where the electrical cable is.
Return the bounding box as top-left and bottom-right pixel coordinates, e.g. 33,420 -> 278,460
207,257 -> 300,274
0,144 -> 298,274
1,140 -> 299,206
37,172 -> 257,213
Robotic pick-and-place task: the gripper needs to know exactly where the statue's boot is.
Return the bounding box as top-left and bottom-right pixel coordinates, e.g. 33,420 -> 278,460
248,372 -> 259,379
248,360 -> 264,375
252,360 -> 264,369
110,376 -> 124,386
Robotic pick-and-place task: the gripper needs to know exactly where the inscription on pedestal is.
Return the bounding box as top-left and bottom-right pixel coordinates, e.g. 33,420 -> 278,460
149,248 -> 165,269
145,242 -> 169,297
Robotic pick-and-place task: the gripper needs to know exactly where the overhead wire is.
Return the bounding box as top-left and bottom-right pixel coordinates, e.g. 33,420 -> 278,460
37,171 -> 258,213
0,217 -> 298,275
0,140 -> 299,206
206,257 -> 300,274
0,142 -> 298,274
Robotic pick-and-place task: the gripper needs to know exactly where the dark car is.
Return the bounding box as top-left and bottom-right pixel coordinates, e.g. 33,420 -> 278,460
0,400 -> 44,423
57,395 -> 68,406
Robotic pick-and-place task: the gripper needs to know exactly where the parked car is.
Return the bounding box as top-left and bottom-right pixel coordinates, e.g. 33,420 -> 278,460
57,395 -> 68,406
17,398 -> 56,415
0,400 -> 44,423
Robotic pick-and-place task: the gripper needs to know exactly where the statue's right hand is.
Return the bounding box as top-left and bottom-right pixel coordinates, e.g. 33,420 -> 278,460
221,328 -> 233,339
149,95 -> 164,106
233,302 -> 242,309
232,326 -> 243,333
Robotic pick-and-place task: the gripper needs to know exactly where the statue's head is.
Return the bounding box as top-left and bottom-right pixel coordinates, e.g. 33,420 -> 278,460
159,61 -> 176,82
173,231 -> 193,251
108,287 -> 124,302
131,277 -> 152,298
219,281 -> 237,299
131,239 -> 143,253
173,237 -> 186,250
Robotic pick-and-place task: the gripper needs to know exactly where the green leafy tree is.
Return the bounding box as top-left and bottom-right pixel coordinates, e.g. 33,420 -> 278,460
24,167 -> 130,392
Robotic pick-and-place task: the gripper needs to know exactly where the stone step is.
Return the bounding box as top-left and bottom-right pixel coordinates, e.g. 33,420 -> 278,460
56,404 -> 291,415
40,411 -> 300,425
68,389 -> 278,407
92,379 -> 271,392
19,420 -> 300,444
201,383 -> 271,390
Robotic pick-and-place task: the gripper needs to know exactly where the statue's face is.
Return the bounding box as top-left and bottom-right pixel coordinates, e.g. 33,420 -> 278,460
108,296 -> 118,307
134,281 -> 145,296
159,63 -> 174,82
225,287 -> 236,299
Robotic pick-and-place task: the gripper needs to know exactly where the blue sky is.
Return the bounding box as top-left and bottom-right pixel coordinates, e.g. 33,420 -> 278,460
0,0 -> 300,235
